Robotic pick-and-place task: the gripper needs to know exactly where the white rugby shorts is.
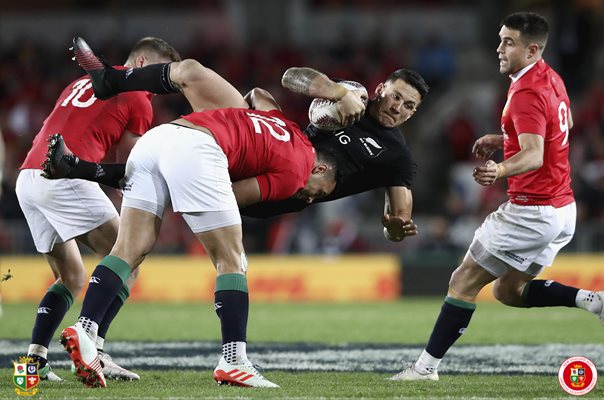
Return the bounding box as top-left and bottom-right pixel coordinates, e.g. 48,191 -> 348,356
121,124 -> 240,232
468,201 -> 576,277
15,169 -> 118,253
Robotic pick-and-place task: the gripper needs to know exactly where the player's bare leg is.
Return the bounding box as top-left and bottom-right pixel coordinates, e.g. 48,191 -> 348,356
193,224 -> 278,388
494,269 -> 604,324
62,207 -> 160,387
391,256 -> 495,381
71,37 -> 248,113
168,60 -> 248,112
76,217 -> 141,380
28,240 -> 85,382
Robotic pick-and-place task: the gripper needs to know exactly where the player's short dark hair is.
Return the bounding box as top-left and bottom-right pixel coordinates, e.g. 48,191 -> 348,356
129,37 -> 182,62
316,148 -> 340,184
501,12 -> 549,49
386,69 -> 430,100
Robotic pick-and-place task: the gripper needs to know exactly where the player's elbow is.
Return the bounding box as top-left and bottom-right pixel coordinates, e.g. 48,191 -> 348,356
528,151 -> 544,170
281,68 -> 299,89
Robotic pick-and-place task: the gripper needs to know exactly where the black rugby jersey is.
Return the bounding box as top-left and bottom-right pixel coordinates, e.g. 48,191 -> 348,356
240,102 -> 417,218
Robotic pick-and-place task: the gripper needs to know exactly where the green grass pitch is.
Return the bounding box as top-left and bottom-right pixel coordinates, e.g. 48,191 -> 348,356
1,299 -> 602,399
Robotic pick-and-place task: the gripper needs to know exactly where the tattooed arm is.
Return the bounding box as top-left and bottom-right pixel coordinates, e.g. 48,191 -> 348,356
281,67 -> 366,124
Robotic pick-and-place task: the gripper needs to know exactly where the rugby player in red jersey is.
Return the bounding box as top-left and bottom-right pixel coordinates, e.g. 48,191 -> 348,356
391,12 -> 603,381
16,37 -> 180,382
60,92 -> 338,388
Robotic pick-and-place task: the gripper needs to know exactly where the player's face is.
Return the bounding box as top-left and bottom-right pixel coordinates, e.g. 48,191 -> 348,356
497,26 -> 532,75
294,175 -> 336,204
370,80 -> 421,128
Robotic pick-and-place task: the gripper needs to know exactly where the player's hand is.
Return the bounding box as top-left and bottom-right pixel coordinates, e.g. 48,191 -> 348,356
382,214 -> 418,242
472,134 -> 503,159
473,160 -> 501,186
337,90 -> 366,127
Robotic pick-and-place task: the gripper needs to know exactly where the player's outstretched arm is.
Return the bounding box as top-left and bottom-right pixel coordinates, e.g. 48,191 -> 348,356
382,186 -> 417,241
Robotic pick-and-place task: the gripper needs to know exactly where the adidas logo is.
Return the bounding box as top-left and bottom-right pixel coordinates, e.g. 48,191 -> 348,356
89,276 -> 101,284
222,368 -> 256,384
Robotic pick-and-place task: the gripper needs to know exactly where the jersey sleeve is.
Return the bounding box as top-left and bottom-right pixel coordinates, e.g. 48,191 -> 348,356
256,171 -> 303,202
508,90 -> 547,137
123,92 -> 154,136
389,144 -> 417,188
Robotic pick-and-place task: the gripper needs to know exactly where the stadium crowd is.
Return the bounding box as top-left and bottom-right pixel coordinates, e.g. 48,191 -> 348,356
1,1 -> 603,255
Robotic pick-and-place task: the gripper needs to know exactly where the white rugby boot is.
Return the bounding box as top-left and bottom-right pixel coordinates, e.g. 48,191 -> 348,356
38,363 -> 63,382
213,356 -> 279,388
60,323 -> 106,388
99,351 -> 140,381
596,291 -> 604,324
389,364 -> 439,381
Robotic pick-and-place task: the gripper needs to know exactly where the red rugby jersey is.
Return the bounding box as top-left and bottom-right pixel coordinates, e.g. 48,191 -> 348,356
21,67 -> 153,169
182,108 -> 314,202
501,59 -> 574,207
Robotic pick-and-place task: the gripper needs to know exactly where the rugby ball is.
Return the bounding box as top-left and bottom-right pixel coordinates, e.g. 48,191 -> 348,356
308,80 -> 368,131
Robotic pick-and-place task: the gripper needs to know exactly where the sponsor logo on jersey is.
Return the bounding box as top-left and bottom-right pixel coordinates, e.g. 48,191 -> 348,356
13,356 -> 39,396
558,356 -> 598,395
89,276 -> 101,284
358,137 -> 385,158
335,131 -> 350,145
37,307 -> 51,314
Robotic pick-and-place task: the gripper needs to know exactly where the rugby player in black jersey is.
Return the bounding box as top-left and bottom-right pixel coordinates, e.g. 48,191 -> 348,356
46,37 -> 428,242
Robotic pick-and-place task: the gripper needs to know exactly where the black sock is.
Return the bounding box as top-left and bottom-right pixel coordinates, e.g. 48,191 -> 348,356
105,63 -> 179,95
80,265 -> 126,324
28,354 -> 48,369
425,297 -> 476,359
214,290 -> 249,344
522,280 -> 579,307
97,285 -> 129,340
31,284 -> 73,349
67,160 -> 125,189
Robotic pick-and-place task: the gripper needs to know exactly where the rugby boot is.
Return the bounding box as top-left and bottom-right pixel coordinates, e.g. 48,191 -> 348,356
38,363 -> 64,382
60,323 -> 106,388
41,133 -> 79,179
389,364 -> 439,381
596,291 -> 604,324
99,352 -> 140,381
71,36 -> 116,100
213,356 -> 279,388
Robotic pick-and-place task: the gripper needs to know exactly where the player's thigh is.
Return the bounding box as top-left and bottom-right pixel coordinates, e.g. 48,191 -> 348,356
44,239 -> 87,293
110,206 -> 162,269
449,253 -> 497,302
191,222 -> 247,275
76,216 -> 119,257
171,59 -> 248,112
472,201 -> 566,272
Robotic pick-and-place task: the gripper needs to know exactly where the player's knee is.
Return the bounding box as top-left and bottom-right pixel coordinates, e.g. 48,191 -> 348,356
61,268 -> 87,294
173,59 -> 208,84
492,281 -> 522,306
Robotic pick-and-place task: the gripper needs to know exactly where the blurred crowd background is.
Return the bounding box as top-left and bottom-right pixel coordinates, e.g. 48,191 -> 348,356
1,0 -> 603,258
